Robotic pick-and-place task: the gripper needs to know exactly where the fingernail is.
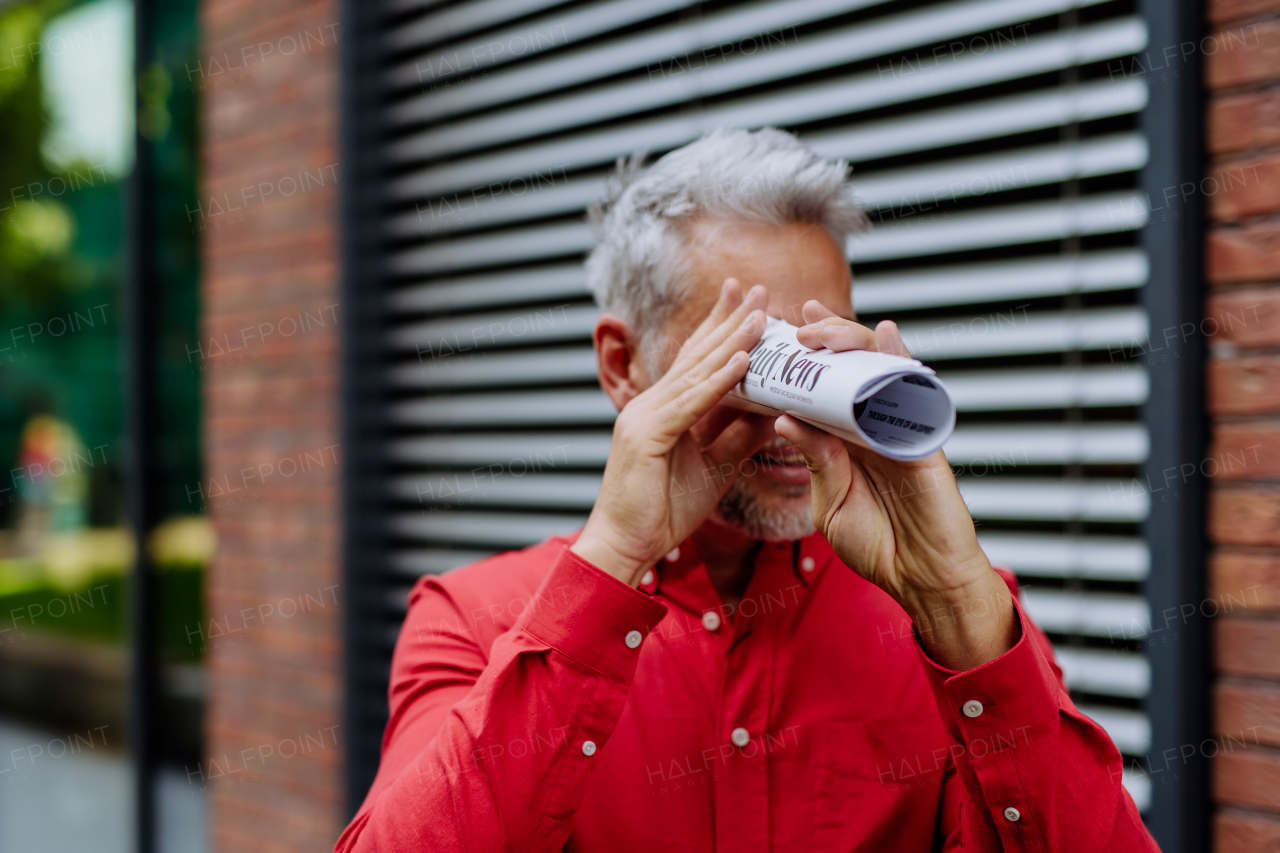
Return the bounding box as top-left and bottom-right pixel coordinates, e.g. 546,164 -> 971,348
740,310 -> 762,332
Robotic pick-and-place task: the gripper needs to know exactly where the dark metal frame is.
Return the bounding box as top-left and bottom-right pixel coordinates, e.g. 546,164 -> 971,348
339,0 -> 394,818
1137,0 -> 1209,850
127,0 -> 161,850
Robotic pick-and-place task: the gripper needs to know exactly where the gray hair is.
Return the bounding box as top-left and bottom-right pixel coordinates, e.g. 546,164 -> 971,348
585,127 -> 868,366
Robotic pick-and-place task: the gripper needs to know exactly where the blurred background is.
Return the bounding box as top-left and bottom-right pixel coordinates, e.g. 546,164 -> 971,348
0,0 -> 1276,851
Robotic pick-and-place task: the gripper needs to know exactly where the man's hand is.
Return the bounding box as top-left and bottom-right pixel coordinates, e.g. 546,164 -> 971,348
572,280 -> 773,586
776,300 -> 1018,671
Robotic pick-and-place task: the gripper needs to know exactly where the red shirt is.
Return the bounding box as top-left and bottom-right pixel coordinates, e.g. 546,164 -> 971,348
336,532 -> 1157,852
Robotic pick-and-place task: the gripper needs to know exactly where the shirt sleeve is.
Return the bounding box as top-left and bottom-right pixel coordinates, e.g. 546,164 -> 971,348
921,573 -> 1159,852
334,546 -> 668,853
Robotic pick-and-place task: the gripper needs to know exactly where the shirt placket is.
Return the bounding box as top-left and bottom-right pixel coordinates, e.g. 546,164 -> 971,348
712,544 -> 792,853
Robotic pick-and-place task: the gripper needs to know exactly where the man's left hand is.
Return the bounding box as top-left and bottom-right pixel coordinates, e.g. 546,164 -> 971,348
775,300 -> 1018,671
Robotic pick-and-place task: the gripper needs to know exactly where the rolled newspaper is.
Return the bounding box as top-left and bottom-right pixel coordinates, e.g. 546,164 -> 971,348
726,317 -> 955,461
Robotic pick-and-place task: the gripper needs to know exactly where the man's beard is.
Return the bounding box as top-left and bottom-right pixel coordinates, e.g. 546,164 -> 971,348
712,475 -> 816,542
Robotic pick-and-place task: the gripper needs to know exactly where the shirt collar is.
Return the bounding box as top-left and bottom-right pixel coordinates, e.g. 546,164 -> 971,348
641,530 -> 835,597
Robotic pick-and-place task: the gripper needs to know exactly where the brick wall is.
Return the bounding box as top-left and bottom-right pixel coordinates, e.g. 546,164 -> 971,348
199,0 -> 345,850
1205,0 -> 1280,848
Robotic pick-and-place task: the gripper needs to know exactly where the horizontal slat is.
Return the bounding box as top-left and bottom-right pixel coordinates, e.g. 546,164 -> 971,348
853,250 -> 1147,313
389,0 -> 1115,159
388,346 -> 598,389
388,134 -> 1145,240
387,265 -> 588,314
392,471 -> 602,508
385,176 -> 605,239
1054,646 -> 1149,698
386,223 -> 593,277
900,306 -> 1147,361
386,19 -> 1147,197
388,469 -> 1151,520
1021,588 -> 1150,638
386,0 -> 889,106
977,532 -> 1149,580
941,365 -> 1148,410
808,78 -> 1148,164
388,432 -> 611,465
383,0 -> 570,53
852,134 -> 1147,210
1123,768 -> 1150,813
389,305 -> 598,352
387,193 -> 1150,278
387,424 -> 1147,469
957,478 -> 1149,521
385,364 -> 1147,426
383,0 -> 450,17
389,388 -> 617,426
945,424 -> 1149,465
1078,705 -> 1152,755
390,80 -> 1152,242
850,193 -> 1149,263
388,547 -> 496,576
386,0 -> 694,89
389,510 -> 587,547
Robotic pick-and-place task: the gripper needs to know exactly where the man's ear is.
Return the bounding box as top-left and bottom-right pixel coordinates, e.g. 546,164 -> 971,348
594,314 -> 652,412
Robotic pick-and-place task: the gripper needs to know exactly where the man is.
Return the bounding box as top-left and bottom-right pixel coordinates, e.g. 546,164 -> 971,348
336,129 -> 1157,851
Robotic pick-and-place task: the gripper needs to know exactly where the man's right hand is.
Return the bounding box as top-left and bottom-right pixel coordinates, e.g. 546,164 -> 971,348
571,280 -> 770,586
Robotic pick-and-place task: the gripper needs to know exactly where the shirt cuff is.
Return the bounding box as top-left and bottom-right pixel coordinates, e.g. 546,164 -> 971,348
914,596 -> 1062,745
517,545 -> 668,684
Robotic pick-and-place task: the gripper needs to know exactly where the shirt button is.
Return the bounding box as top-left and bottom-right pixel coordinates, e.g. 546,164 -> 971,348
582,741 -> 597,757
702,611 -> 721,632
800,556 -> 815,572
730,727 -> 750,748
962,700 -> 984,718
1003,807 -> 1020,822
624,630 -> 642,649
640,569 -> 654,586
665,547 -> 681,562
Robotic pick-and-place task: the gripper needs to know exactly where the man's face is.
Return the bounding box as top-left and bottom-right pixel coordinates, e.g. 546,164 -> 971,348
656,218 -> 854,541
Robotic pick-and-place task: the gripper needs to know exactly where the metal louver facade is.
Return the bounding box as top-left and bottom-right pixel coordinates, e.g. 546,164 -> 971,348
340,0 -> 1206,847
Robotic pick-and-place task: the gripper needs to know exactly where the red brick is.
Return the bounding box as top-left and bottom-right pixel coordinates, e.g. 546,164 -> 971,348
201,0 -> 344,849
1207,88 -> 1280,154
1215,616 -> 1280,679
1214,807 -> 1280,852
1209,356 -> 1280,414
1208,220 -> 1280,283
1208,423 -> 1280,480
1206,21 -> 1280,90
1217,680 -> 1280,747
1206,288 -> 1280,345
1210,487 -> 1280,546
1209,0 -> 1280,25
1213,746 -> 1280,810
1209,153 -> 1280,220
1211,550 -> 1280,611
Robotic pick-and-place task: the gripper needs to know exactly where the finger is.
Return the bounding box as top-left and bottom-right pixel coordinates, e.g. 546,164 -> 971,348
800,300 -> 839,324
654,343 -> 754,440
797,301 -> 875,352
687,401 -> 750,449
773,415 -> 853,527
874,320 -> 911,357
684,307 -> 767,390
665,286 -> 767,382
680,278 -> 743,354
814,318 -> 875,350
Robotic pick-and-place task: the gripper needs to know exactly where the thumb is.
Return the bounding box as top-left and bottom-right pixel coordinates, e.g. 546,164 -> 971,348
773,415 -> 852,526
